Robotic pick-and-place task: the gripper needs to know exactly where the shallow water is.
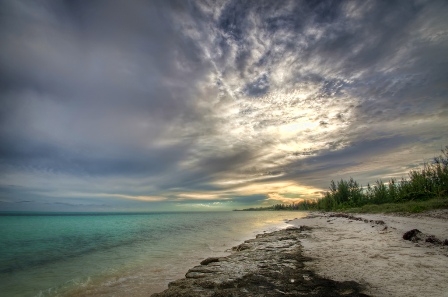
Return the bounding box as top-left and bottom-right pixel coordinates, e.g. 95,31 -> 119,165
0,211 -> 307,297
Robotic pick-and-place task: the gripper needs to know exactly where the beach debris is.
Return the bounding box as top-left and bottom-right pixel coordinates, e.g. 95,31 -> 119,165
329,213 -> 363,220
328,213 -> 385,225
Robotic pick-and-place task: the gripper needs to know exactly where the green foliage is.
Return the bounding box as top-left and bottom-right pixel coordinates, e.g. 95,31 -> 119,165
237,200 -> 316,211
312,146 -> 448,211
342,197 -> 448,214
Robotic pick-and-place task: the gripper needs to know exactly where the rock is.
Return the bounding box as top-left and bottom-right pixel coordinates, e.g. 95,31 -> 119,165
200,257 -> 220,265
425,235 -> 442,244
152,228 -> 370,297
232,243 -> 252,251
403,229 -> 423,241
285,226 -> 301,231
185,272 -> 207,279
403,229 -> 447,246
188,266 -> 216,273
301,225 -> 312,231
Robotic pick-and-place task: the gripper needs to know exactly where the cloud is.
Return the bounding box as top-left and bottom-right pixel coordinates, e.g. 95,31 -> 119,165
1,0 -> 447,211
176,193 -> 222,201
267,193 -> 307,204
86,193 -> 168,202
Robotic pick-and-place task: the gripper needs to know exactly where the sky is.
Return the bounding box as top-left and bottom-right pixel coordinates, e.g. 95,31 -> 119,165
1,0 -> 447,212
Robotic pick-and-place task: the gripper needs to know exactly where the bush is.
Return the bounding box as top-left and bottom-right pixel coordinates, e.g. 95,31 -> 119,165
311,146 -> 448,211
249,146 -> 448,213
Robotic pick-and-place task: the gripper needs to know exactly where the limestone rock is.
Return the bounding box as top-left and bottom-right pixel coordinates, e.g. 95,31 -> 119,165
152,228 -> 369,297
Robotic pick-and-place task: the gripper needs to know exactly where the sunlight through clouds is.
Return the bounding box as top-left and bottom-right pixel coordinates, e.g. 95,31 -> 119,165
1,0 -> 447,211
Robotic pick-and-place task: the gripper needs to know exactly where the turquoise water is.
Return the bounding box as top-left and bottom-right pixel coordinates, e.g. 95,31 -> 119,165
0,211 -> 307,297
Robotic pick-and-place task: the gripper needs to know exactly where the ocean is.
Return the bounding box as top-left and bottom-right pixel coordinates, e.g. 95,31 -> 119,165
0,211 -> 307,297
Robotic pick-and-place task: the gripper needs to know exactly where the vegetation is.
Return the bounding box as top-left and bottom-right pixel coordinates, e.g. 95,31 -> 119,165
342,198 -> 448,214
238,146 -> 448,213
236,200 -> 315,211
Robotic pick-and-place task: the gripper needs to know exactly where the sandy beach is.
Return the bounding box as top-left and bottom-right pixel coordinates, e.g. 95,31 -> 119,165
154,210 -> 448,296
291,211 -> 448,297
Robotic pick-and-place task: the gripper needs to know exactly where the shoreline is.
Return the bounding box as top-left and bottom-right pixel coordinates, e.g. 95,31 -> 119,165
153,210 -> 448,297
60,212 -> 307,297
152,225 -> 369,297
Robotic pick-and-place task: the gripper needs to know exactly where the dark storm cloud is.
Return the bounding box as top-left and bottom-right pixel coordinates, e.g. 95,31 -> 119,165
1,0 -> 447,210
0,1 -> 205,168
244,73 -> 270,97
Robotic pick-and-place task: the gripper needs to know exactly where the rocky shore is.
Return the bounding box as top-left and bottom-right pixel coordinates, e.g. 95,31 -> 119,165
152,211 -> 448,296
152,226 -> 369,297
